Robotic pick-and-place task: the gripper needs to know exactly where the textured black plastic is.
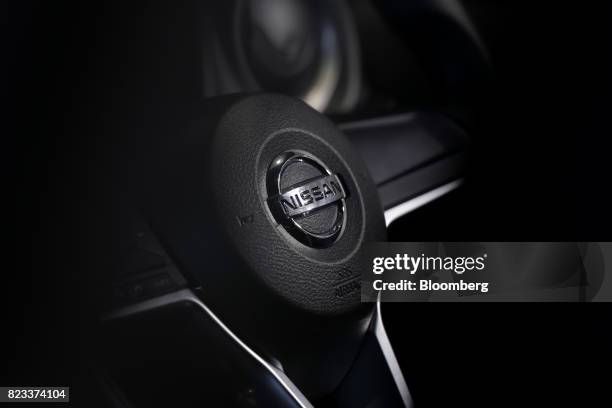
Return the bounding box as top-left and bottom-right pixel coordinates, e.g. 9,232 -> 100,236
209,95 -> 386,315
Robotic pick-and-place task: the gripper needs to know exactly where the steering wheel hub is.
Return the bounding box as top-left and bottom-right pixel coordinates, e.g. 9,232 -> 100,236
206,95 -> 385,316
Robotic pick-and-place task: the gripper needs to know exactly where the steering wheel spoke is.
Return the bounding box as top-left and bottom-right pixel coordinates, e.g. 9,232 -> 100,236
341,112 -> 469,226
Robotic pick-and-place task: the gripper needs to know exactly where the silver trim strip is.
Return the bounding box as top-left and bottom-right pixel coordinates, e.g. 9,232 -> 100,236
374,298 -> 413,408
384,179 -> 463,227
103,289 -> 313,408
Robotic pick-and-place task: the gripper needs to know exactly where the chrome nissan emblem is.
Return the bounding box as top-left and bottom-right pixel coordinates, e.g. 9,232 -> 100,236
266,151 -> 347,248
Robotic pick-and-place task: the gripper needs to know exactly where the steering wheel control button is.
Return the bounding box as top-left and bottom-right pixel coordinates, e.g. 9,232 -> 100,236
266,151 -> 347,248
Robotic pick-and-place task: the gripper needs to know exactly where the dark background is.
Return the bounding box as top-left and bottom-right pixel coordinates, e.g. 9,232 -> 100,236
4,0 -> 612,406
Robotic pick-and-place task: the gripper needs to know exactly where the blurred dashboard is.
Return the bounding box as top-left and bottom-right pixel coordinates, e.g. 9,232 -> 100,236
198,0 -> 440,117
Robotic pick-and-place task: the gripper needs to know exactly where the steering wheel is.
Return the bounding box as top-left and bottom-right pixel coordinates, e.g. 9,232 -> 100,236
92,1 -> 488,406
